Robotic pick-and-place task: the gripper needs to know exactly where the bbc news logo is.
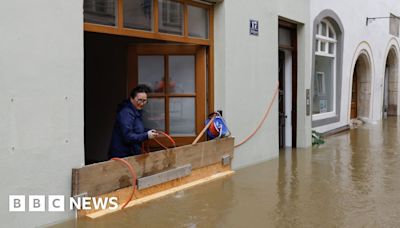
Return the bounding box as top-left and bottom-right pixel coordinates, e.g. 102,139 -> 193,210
9,195 -> 118,212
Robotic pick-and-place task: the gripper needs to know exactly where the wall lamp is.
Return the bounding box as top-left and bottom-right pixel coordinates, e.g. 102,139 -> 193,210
366,15 -> 400,26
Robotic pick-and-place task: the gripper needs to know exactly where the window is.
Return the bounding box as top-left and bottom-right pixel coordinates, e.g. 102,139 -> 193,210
84,0 -> 116,26
83,0 -> 212,45
188,5 -> 209,39
123,0 -> 153,31
128,45 -> 207,146
139,55 -> 196,136
158,0 -> 184,35
313,19 -> 337,119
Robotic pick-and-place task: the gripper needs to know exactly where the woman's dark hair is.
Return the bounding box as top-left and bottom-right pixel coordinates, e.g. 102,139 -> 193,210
130,84 -> 151,99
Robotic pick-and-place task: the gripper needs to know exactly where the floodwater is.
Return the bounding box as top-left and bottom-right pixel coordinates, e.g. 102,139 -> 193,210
51,117 -> 400,228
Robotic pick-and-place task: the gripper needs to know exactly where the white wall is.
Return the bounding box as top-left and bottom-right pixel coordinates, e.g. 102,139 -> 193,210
311,0 -> 400,133
214,0 -> 310,170
0,0 -> 84,227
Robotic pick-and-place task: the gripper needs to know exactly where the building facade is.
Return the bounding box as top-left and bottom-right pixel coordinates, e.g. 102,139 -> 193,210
311,0 -> 400,133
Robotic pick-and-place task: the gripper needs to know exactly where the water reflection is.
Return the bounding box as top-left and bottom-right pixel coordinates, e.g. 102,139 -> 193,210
274,149 -> 300,227
51,118 -> 400,228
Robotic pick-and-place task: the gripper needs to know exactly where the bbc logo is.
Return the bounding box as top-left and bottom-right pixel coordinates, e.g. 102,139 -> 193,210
9,195 -> 65,212
9,195 -> 118,212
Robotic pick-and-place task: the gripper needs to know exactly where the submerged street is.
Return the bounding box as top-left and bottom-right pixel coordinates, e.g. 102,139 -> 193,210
53,118 -> 400,228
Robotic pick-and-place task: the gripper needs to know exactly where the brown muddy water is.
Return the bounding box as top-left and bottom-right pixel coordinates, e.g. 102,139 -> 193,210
51,118 -> 400,228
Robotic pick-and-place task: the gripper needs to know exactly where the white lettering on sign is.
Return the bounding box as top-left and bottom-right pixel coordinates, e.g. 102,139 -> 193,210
250,19 -> 259,36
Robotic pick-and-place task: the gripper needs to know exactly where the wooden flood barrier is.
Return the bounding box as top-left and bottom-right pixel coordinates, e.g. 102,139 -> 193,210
71,137 -> 235,218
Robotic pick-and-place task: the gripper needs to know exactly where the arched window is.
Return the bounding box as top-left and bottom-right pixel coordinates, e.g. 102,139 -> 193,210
313,19 -> 338,120
316,20 -> 336,56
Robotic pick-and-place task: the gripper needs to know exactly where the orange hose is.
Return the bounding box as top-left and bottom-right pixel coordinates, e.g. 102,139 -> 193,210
156,131 -> 176,147
111,157 -> 137,209
234,82 -> 280,148
141,131 -> 176,153
153,138 -> 169,150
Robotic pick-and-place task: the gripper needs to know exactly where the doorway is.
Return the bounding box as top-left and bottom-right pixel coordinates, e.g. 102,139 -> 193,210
350,68 -> 357,119
278,20 -> 297,148
84,33 -> 208,164
351,53 -> 372,121
383,48 -> 398,118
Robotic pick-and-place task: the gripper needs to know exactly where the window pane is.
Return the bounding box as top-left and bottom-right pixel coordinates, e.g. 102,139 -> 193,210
169,56 -> 195,94
313,56 -> 334,114
158,0 -> 183,35
188,5 -> 209,39
328,27 -> 335,39
84,0 -> 116,26
169,98 -> 195,135
138,56 -> 165,93
279,28 -> 292,46
320,42 -> 326,52
143,98 -> 165,131
321,22 -> 327,36
329,43 -> 335,54
124,0 -> 153,31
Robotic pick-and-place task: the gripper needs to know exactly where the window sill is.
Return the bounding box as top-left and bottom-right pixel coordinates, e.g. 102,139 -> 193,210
312,111 -> 336,120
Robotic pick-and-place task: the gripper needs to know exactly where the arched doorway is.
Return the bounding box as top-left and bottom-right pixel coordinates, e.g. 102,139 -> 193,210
383,48 -> 398,118
350,53 -> 372,120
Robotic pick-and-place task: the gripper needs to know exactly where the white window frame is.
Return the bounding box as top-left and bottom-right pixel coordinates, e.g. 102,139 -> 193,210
313,19 -> 337,120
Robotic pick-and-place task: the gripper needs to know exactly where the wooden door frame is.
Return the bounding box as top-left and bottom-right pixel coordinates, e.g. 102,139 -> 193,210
278,19 -> 298,148
351,66 -> 358,119
127,44 -> 207,147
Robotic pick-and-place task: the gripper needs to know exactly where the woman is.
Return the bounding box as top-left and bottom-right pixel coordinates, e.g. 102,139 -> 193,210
108,84 -> 158,158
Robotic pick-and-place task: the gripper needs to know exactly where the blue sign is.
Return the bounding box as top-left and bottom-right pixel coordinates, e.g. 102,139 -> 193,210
250,19 -> 259,36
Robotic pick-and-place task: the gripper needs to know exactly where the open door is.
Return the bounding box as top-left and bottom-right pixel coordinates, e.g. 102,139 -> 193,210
278,50 -> 286,148
278,20 -> 297,148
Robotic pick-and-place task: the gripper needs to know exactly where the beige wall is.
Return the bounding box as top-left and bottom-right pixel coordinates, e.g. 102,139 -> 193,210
0,0 -> 84,227
214,0 -> 311,169
311,0 -> 400,132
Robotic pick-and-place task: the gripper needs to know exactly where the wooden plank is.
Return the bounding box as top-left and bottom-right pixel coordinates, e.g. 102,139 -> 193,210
208,7 -> 215,114
137,164 -> 192,190
203,136 -> 234,166
165,55 -> 170,133
195,47 -> 207,142
153,0 -> 159,33
71,169 -> 79,197
117,0 -> 123,29
72,137 -> 234,197
80,163 -> 233,218
135,44 -> 199,54
175,142 -> 204,168
72,149 -> 177,197
183,2 -> 189,37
